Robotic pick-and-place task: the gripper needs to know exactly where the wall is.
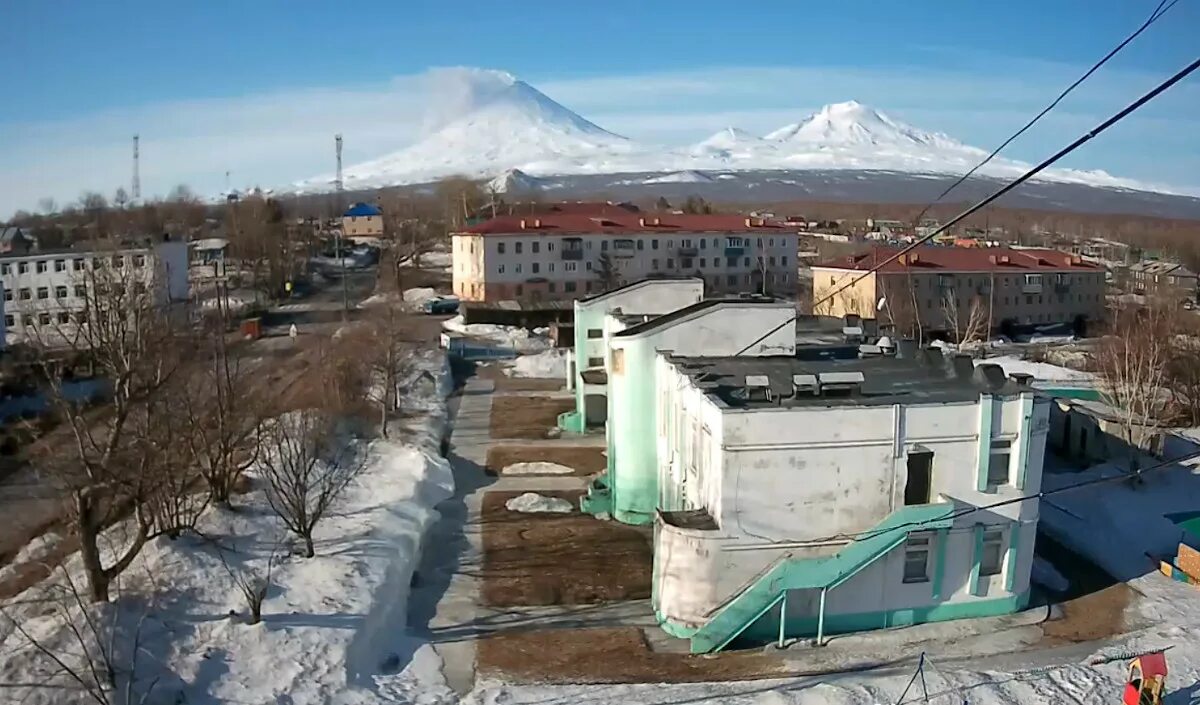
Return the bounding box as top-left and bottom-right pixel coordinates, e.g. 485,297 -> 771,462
342,214 -> 383,237
451,234 -> 487,301
811,268 -> 877,320
607,303 -> 795,524
653,369 -> 1050,633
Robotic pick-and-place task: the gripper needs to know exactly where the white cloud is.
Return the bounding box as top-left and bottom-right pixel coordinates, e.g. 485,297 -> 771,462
2,61 -> 1196,216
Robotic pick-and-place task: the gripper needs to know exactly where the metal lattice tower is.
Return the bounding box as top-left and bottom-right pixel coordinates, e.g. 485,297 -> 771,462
132,134 -> 141,201
334,134 -> 343,196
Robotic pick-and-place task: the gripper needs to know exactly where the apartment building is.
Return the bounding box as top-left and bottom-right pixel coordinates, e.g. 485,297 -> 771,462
0,239 -> 189,346
452,210 -> 800,303
812,247 -> 1105,336
651,352 -> 1049,652
1126,259 -> 1198,302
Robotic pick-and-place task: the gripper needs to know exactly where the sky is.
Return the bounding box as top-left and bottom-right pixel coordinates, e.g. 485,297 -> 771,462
1,0 -> 1198,216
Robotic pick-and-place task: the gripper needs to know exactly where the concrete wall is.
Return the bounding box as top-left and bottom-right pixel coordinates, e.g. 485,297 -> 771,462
652,361 -> 1050,633
607,302 -> 796,524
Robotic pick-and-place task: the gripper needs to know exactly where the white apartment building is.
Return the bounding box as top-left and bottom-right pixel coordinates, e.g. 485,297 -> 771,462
0,239 -> 189,346
651,351 -> 1049,653
452,207 -> 800,303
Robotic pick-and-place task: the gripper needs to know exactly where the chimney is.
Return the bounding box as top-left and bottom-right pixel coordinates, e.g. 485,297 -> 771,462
1009,372 -> 1035,387
952,354 -> 974,380
745,217 -> 753,227
520,218 -> 529,230
973,364 -> 1007,391
896,339 -> 918,359
639,218 -> 647,227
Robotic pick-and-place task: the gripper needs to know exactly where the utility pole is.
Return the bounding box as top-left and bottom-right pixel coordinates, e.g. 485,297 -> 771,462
335,134 -> 348,320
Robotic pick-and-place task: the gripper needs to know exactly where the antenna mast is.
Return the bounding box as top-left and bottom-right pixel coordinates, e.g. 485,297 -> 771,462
132,134 -> 141,201
334,134 -> 344,201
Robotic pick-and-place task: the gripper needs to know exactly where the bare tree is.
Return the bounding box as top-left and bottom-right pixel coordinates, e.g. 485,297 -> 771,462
30,246 -> 186,601
113,188 -> 129,210
941,291 -> 989,344
259,410 -> 364,558
1094,301 -> 1174,469
596,253 -> 620,292
357,305 -> 416,436
214,534 -> 280,625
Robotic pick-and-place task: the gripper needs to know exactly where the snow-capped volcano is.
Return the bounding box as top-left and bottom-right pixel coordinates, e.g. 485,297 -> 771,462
487,168 -> 546,194
298,70 -> 1183,197
335,69 -> 637,189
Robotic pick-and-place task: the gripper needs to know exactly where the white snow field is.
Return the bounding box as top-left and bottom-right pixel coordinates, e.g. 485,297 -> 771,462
0,350 -> 459,705
503,348 -> 567,378
441,314 -> 552,354
501,461 -> 576,476
299,69 -> 1186,196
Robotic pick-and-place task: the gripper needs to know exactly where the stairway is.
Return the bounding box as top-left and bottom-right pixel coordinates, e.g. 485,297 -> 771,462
688,503 -> 956,654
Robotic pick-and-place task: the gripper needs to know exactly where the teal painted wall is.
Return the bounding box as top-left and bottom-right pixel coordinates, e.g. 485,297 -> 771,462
610,337 -> 660,524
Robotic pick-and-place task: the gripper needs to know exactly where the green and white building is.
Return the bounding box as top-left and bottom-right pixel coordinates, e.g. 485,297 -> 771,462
650,352 -> 1049,652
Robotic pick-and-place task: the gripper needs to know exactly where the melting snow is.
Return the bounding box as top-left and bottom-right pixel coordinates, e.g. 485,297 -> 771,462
501,462 -> 576,476
504,492 -> 574,513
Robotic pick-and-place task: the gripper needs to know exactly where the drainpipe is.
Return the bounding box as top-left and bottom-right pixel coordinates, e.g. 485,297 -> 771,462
816,587 -> 828,646
777,591 -> 788,648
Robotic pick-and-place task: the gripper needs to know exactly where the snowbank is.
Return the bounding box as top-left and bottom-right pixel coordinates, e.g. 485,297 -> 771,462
977,355 -> 1093,382
442,315 -> 551,353
502,461 -> 576,476
503,348 -> 567,378
504,493 -> 574,513
0,350 -> 458,705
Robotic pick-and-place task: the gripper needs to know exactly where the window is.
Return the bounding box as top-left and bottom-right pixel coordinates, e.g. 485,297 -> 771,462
637,239 -> 644,250
743,257 -> 750,267
54,259 -> 66,272
782,256 -> 788,267
652,239 -> 659,250
0,264 -> 7,275
1,289 -> 9,302
681,257 -> 693,269
727,274 -> 737,286
587,328 -> 603,339
905,451 -> 933,505
21,315 -> 32,326
987,440 -> 1011,486
587,357 -> 604,367
38,313 -> 50,325
699,258 -> 706,268
35,260 -> 47,274
651,259 -> 659,270
666,258 -> 675,268
565,281 -> 577,293
547,282 -> 556,293
36,287 -> 48,300
112,255 -> 124,268
769,238 -> 775,247
55,285 -> 67,299
18,262 -> 28,274
565,262 -> 577,272
515,242 -> 523,254
498,242 -> 506,254
769,256 -> 776,266
73,258 -> 84,271
498,264 -> 505,274
903,535 -> 931,583
980,529 -> 1004,576
586,261 -> 593,271
727,257 -> 737,268
75,284 -> 86,297
18,288 -> 30,300
532,242 -> 539,254
57,312 -> 70,324
699,239 -> 706,250
547,242 -> 554,251
532,262 -> 540,274
515,263 -> 522,274
601,241 -> 608,251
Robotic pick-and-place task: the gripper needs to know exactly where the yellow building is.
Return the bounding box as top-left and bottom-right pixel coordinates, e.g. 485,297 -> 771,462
812,246 -> 1106,337
341,202 -> 384,239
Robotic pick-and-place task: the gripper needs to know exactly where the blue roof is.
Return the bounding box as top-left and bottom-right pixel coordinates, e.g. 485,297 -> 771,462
344,202 -> 382,217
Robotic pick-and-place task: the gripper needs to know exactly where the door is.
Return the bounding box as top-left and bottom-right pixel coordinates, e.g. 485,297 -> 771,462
905,451 -> 933,506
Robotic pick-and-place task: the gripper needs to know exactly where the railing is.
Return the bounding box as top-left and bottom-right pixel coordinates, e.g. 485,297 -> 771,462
677,246 -> 699,257
724,246 -> 745,258
1022,282 -> 1043,294
561,249 -> 583,261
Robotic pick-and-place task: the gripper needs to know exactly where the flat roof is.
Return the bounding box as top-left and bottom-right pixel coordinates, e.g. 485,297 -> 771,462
816,246 -> 1101,273
460,213 -> 797,236
577,276 -> 702,304
666,352 -> 1028,410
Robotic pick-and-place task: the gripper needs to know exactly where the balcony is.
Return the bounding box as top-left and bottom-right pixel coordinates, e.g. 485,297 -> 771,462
677,246 -> 699,257
1053,283 -> 1070,294
1022,283 -> 1043,295
561,248 -> 583,261
724,246 -> 745,258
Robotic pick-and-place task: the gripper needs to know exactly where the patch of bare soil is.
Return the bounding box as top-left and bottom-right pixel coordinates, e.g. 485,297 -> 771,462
475,364 -> 563,392
482,490 -> 651,606
486,445 -> 605,477
1040,583 -> 1132,645
477,626 -> 790,684
489,395 -> 573,439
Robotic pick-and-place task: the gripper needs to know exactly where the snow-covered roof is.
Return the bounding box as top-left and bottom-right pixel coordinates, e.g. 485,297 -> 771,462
462,212 -> 794,236
817,246 -> 1101,273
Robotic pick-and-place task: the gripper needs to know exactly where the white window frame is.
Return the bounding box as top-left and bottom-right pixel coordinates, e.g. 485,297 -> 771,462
987,439 -> 1012,487
903,534 -> 931,583
980,528 -> 1004,576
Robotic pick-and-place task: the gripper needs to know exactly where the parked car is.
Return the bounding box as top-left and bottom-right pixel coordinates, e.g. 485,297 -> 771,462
423,296 -> 460,315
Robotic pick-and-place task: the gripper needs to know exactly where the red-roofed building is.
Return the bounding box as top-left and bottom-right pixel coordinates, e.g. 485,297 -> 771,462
451,212 -> 800,302
811,246 -> 1106,336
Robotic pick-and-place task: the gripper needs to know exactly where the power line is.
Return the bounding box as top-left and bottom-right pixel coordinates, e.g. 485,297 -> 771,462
913,0 -> 1179,224
736,54 -> 1200,357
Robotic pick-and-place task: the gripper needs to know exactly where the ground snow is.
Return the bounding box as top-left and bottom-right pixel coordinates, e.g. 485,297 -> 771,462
977,355 -> 1093,382
0,351 -> 458,705
501,462 -> 576,476
503,348 -> 567,378
442,315 -> 551,353
504,493 -> 574,513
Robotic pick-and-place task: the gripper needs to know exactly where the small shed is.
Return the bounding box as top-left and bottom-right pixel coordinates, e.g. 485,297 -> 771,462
1158,511 -> 1200,586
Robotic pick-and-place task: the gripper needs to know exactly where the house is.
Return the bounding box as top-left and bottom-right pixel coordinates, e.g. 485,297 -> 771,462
579,297 -> 799,523
812,246 -> 1106,337
1126,259 -> 1198,302
451,209 -> 800,303
0,227 -> 36,255
558,278 -> 705,433
341,202 -> 384,240
0,238 -> 189,346
650,352 -> 1049,652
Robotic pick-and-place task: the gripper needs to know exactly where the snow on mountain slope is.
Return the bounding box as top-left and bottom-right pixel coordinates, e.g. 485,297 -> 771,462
643,170 -> 714,184
487,168 -> 547,193
335,69 -> 639,189
298,70 -> 1185,196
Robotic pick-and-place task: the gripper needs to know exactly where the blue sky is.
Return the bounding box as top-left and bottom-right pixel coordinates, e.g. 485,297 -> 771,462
1,1 -> 1197,215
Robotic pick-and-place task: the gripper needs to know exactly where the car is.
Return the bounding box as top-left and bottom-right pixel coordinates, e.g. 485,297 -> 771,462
422,296 -> 460,315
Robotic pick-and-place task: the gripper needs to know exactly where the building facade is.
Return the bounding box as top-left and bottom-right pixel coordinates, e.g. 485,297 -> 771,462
452,210 -> 800,303
812,247 -> 1106,336
1126,260 -> 1198,302
651,353 -> 1049,652
559,278 -> 705,433
0,240 -> 189,346
342,202 -> 384,239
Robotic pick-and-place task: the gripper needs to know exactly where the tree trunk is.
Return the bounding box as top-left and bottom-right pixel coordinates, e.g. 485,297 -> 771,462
303,534 -> 315,558
75,489 -> 110,603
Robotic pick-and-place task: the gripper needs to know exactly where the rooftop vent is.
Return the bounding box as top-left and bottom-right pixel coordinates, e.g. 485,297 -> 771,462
952,354 -> 974,380
792,373 -> 819,396
638,217 -> 663,227
816,370 -> 865,396
973,363 -> 1007,391
742,374 -> 773,402
519,218 -> 542,229
896,339 -> 919,360
1009,372 -> 1035,387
